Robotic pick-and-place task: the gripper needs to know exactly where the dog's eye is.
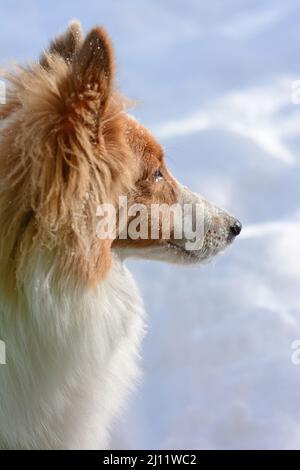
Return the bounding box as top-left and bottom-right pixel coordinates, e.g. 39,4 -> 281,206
154,169 -> 164,182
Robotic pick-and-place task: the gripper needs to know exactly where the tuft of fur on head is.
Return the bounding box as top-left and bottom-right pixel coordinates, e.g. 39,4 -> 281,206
40,20 -> 84,68
0,24 -> 134,289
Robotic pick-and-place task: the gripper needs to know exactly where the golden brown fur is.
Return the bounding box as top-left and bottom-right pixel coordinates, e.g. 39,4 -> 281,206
0,22 -> 179,290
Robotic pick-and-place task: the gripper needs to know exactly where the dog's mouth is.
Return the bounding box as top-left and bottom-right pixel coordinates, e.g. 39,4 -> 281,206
166,241 -> 202,263
166,224 -> 240,264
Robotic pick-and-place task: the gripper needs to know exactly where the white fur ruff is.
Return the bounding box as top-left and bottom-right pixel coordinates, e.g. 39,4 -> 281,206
0,253 -> 145,449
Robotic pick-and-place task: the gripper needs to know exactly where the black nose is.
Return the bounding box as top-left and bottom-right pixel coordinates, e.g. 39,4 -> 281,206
230,219 -> 242,237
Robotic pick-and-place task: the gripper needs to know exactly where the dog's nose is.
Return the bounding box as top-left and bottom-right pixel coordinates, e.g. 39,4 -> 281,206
230,219 -> 242,237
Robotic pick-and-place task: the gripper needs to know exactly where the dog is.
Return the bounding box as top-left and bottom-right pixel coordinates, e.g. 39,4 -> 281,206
0,21 -> 241,449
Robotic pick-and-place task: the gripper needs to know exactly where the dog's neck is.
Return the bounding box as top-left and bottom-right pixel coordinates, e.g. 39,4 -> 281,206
0,253 -> 145,449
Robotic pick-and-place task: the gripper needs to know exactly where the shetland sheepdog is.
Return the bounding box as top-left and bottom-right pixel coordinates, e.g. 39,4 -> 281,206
0,21 -> 241,449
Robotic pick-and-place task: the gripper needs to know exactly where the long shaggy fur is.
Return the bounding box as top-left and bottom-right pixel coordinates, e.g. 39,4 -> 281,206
0,25 -> 134,287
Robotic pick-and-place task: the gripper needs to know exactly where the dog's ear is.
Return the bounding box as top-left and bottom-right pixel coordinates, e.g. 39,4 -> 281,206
72,26 -> 114,114
1,26 -> 121,287
49,26 -> 115,143
40,20 -> 84,67
1,22 -> 84,119
36,27 -> 117,285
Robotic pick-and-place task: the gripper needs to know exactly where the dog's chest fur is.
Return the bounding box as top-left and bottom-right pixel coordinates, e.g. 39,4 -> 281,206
0,254 -> 145,449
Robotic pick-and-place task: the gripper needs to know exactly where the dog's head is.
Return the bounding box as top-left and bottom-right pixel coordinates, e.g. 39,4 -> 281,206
0,22 -> 241,287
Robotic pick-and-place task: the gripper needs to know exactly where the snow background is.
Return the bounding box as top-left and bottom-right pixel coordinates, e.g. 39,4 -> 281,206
1,0 -> 300,449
